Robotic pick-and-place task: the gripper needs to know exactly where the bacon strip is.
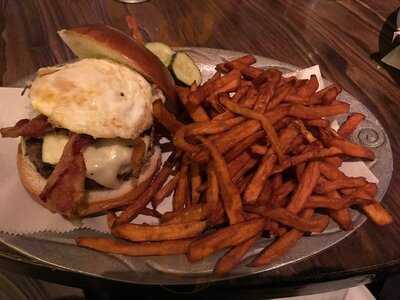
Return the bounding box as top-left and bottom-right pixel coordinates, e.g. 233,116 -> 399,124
0,114 -> 52,138
40,134 -> 92,218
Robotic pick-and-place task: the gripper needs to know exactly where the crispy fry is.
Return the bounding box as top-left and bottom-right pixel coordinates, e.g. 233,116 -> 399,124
130,138 -> 146,177
297,75 -> 319,97
251,144 -> 268,155
362,202 -> 393,226
205,166 -> 221,223
249,209 -> 314,267
152,174 -> 179,208
113,221 -> 206,242
77,237 -> 194,256
315,177 -> 367,194
200,137 -> 245,224
161,204 -> 206,224
326,190 -> 353,231
125,16 -> 144,44
244,153 -> 277,203
140,208 -> 162,219
188,69 -> 241,107
337,113 -> 365,138
221,99 -> 284,161
190,163 -> 202,204
288,103 -> 349,119
293,120 -> 316,143
153,100 -> 183,133
173,160 -> 189,210
320,129 -> 374,160
287,162 -> 320,214
177,86 -> 210,122
225,130 -> 264,162
270,180 -> 296,208
231,157 -> 258,184
267,84 -> 293,110
107,212 -> 117,230
296,162 -> 305,180
247,207 -> 329,233
257,179 -> 273,205
271,173 -> 283,191
115,155 -> 175,225
187,218 -> 265,262
324,156 -> 343,167
214,233 -> 261,275
305,119 -> 330,128
319,161 -> 346,180
216,55 -> 256,72
227,151 -> 253,178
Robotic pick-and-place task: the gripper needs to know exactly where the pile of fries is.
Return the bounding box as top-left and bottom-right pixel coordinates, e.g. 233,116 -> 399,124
77,54 -> 392,275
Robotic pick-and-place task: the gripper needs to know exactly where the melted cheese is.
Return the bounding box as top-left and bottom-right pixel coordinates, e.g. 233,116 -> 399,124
42,132 -> 150,188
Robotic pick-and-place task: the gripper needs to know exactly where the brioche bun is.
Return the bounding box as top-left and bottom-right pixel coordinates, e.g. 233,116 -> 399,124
58,25 -> 177,103
17,144 -> 161,217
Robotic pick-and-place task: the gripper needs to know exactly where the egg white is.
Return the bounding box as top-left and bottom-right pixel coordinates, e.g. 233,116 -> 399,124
30,58 -> 153,139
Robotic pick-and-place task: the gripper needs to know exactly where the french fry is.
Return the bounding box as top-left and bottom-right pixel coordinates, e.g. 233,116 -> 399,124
254,83 -> 273,112
250,144 -> 268,155
115,154 -> 176,225
200,137 -> 245,224
246,207 -> 329,233
267,84 -> 293,110
270,180 -> 296,208
295,162 -> 305,180
271,173 -> 283,190
231,157 -> 258,184
292,120 -> 316,143
362,202 -> 393,226
214,233 -> 261,275
77,237 -> 194,256
190,163 -> 202,204
161,204 -> 206,224
305,118 -> 330,128
320,129 -> 375,160
152,174 -> 179,208
177,86 -> 210,122
187,218 -> 265,262
287,161 -> 320,214
297,75 -> 319,97
288,103 -> 349,119
216,55 -> 257,72
140,208 -> 162,219
321,85 -> 340,105
324,156 -> 343,168
113,221 -> 206,242
130,138 -> 146,177
221,98 -> 284,161
153,100 -> 183,133
257,179 -> 273,205
249,209 -> 314,267
244,153 -> 277,203
188,69 -> 241,107
125,16 -> 144,44
205,166 -> 221,223
237,174 -> 252,194
326,190 -> 353,231
107,212 -> 117,230
225,130 -> 264,162
337,113 -> 365,138
314,177 -> 367,194
319,161 -> 346,180
227,151 -> 253,178
173,160 -> 189,211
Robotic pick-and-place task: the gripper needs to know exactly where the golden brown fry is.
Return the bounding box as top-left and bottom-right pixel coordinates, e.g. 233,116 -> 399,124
297,75 -> 319,97
305,119 -> 330,128
130,138 -> 146,177
77,237 -> 194,256
287,162 -> 320,214
190,163 -> 202,204
319,161 -> 346,180
200,137 -> 245,224
205,166 -> 220,218
225,130 -> 264,162
221,98 -> 284,161
107,211 -> 117,230
270,180 -> 296,208
326,190 -> 353,231
115,155 -> 175,225
315,177 -> 367,194
227,151 -> 253,178
187,218 -> 265,262
244,153 -> 277,203
288,103 -> 349,119
161,204 -> 206,224
113,221 -> 206,242
173,160 -> 189,211
249,209 -> 314,267
153,100 -> 183,133
247,207 -> 329,233
152,174 -> 179,208
177,86 -> 210,122
214,233 -> 261,275
362,202 -> 393,226
337,113 -> 365,138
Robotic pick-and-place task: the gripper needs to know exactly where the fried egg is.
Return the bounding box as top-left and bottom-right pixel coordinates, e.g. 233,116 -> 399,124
30,58 -> 153,139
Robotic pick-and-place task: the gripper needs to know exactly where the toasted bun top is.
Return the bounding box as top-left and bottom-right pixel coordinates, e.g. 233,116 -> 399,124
58,25 -> 177,102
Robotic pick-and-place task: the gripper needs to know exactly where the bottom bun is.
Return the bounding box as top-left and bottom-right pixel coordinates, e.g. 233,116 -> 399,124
17,144 -> 161,215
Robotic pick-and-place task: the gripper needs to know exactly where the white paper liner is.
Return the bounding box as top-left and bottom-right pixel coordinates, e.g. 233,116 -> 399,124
0,66 -> 378,234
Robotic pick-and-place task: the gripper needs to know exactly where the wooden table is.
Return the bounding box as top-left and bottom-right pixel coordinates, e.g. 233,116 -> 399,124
0,0 -> 399,297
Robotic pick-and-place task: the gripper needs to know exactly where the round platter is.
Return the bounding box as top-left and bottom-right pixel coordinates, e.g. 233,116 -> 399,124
0,47 -> 393,285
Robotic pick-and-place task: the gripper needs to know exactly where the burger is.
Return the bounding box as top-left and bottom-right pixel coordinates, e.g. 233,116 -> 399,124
0,25 -> 176,220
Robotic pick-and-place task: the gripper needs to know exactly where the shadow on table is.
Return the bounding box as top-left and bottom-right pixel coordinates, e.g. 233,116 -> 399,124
370,8 -> 400,85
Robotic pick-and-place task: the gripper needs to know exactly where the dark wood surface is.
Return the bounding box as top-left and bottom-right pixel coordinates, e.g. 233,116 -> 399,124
1,0 -> 400,295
